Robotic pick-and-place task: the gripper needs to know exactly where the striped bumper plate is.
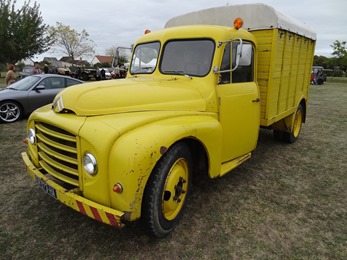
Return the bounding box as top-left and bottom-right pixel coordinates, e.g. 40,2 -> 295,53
22,152 -> 124,228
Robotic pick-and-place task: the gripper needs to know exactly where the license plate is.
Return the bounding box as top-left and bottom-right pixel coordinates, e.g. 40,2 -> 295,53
35,176 -> 57,199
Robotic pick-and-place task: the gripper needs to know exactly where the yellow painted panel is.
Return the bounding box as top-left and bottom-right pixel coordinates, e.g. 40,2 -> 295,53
252,28 -> 315,126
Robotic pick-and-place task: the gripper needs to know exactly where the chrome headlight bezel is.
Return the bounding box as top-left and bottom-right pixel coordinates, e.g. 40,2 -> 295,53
83,153 -> 98,175
27,128 -> 36,144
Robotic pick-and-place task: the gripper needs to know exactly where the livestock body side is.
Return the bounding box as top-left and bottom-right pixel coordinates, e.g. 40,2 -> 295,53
253,29 -> 316,126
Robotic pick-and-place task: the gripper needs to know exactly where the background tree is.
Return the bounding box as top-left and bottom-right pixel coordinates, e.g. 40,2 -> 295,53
0,0 -> 53,64
105,45 -> 117,57
49,22 -> 95,61
330,40 -> 347,71
105,45 -> 131,66
314,55 -> 333,69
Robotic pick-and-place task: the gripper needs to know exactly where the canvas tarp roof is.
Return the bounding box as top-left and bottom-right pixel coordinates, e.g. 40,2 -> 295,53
164,3 -> 316,40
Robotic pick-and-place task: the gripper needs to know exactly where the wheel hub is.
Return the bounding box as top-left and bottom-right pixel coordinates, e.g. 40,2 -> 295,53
162,158 -> 189,220
173,177 -> 187,203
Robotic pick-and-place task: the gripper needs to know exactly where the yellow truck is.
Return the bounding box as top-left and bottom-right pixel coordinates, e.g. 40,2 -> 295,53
22,4 -> 316,238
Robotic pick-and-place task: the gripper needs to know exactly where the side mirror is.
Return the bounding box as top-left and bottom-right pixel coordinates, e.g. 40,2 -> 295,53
35,85 -> 45,90
238,44 -> 252,66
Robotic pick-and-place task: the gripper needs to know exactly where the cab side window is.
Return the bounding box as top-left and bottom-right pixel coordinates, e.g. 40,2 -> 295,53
219,43 -> 231,84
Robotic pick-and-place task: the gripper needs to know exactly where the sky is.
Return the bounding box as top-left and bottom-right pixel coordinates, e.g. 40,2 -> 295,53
13,0 -> 347,61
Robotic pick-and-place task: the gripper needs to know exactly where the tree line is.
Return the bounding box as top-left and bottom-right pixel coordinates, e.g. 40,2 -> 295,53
314,41 -> 347,76
0,0 -> 95,66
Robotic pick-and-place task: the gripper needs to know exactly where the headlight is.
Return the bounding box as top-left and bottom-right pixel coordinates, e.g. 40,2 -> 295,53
83,153 -> 98,175
27,128 -> 36,144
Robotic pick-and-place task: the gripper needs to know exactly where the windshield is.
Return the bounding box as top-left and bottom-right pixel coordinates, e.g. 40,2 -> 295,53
161,39 -> 215,77
6,76 -> 41,91
130,42 -> 160,74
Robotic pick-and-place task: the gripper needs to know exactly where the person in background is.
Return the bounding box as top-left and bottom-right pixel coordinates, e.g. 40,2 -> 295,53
5,64 -> 17,86
33,62 -> 41,74
51,65 -> 58,74
96,67 -> 101,81
310,71 -> 315,84
114,65 -> 120,78
101,68 -> 106,80
43,64 -> 49,74
316,70 -> 324,85
76,67 -> 81,79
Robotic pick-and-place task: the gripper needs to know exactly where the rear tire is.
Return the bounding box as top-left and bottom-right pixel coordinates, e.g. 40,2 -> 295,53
273,104 -> 304,143
142,142 -> 192,238
283,104 -> 304,143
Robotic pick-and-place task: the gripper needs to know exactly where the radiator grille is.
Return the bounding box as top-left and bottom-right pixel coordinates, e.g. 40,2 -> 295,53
35,122 -> 79,188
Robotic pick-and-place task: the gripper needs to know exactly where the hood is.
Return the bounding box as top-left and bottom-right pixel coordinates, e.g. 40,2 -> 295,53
52,77 -> 207,116
0,88 -> 24,100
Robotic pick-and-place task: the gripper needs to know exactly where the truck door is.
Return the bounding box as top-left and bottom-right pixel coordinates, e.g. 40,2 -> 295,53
216,41 -> 260,162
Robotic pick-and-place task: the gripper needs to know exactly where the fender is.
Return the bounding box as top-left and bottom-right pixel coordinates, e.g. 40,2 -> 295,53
107,114 -> 222,220
273,95 -> 307,132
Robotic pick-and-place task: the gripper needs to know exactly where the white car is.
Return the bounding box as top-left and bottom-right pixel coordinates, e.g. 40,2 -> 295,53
101,68 -> 112,80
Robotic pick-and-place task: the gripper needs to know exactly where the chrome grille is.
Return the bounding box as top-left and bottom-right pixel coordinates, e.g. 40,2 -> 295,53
35,122 -> 79,187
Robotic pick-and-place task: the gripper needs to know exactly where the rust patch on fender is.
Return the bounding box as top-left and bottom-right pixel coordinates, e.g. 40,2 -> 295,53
160,146 -> 167,155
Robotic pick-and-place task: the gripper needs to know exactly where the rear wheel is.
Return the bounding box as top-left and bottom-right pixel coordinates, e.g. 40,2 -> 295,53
273,104 -> 304,143
0,101 -> 23,123
142,142 -> 192,238
283,104 -> 304,143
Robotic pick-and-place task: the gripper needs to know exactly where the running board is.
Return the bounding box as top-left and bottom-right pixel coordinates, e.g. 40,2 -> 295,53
220,153 -> 252,177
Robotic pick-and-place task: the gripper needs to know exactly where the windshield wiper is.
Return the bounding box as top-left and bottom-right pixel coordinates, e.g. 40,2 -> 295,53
132,67 -> 154,73
164,70 -> 192,78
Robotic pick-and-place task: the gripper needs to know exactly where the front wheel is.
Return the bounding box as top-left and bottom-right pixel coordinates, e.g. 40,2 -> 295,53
142,142 -> 192,238
0,101 -> 23,123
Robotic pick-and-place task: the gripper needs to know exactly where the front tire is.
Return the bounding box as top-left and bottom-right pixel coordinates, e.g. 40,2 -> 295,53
0,101 -> 23,123
142,142 -> 192,238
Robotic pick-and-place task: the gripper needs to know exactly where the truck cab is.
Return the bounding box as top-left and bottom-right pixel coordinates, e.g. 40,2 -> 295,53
129,24 -> 260,170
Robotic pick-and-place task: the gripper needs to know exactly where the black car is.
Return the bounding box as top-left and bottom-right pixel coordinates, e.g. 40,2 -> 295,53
0,74 -> 84,123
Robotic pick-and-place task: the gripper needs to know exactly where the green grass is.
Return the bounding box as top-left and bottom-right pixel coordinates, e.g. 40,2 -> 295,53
326,76 -> 347,83
0,81 -> 346,259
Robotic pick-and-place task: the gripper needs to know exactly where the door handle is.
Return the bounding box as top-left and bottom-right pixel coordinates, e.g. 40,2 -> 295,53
252,98 -> 261,103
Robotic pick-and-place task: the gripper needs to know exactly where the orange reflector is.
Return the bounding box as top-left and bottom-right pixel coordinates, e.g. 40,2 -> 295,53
234,17 -> 243,30
144,29 -> 151,34
113,183 -> 123,193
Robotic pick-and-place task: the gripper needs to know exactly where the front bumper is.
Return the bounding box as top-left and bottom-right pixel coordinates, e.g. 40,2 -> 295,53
22,152 -> 124,228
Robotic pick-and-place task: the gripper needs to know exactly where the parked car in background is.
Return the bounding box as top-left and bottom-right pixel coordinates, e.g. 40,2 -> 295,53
19,66 -> 34,79
0,74 -> 83,123
101,68 -> 112,79
312,66 -> 327,83
57,67 -> 71,76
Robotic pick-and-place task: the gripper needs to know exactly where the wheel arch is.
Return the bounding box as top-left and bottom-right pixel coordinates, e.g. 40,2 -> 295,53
299,98 -> 307,123
107,114 -> 222,221
184,138 -> 209,184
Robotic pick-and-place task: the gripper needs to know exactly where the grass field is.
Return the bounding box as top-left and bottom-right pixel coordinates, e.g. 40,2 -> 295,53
0,80 -> 346,259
